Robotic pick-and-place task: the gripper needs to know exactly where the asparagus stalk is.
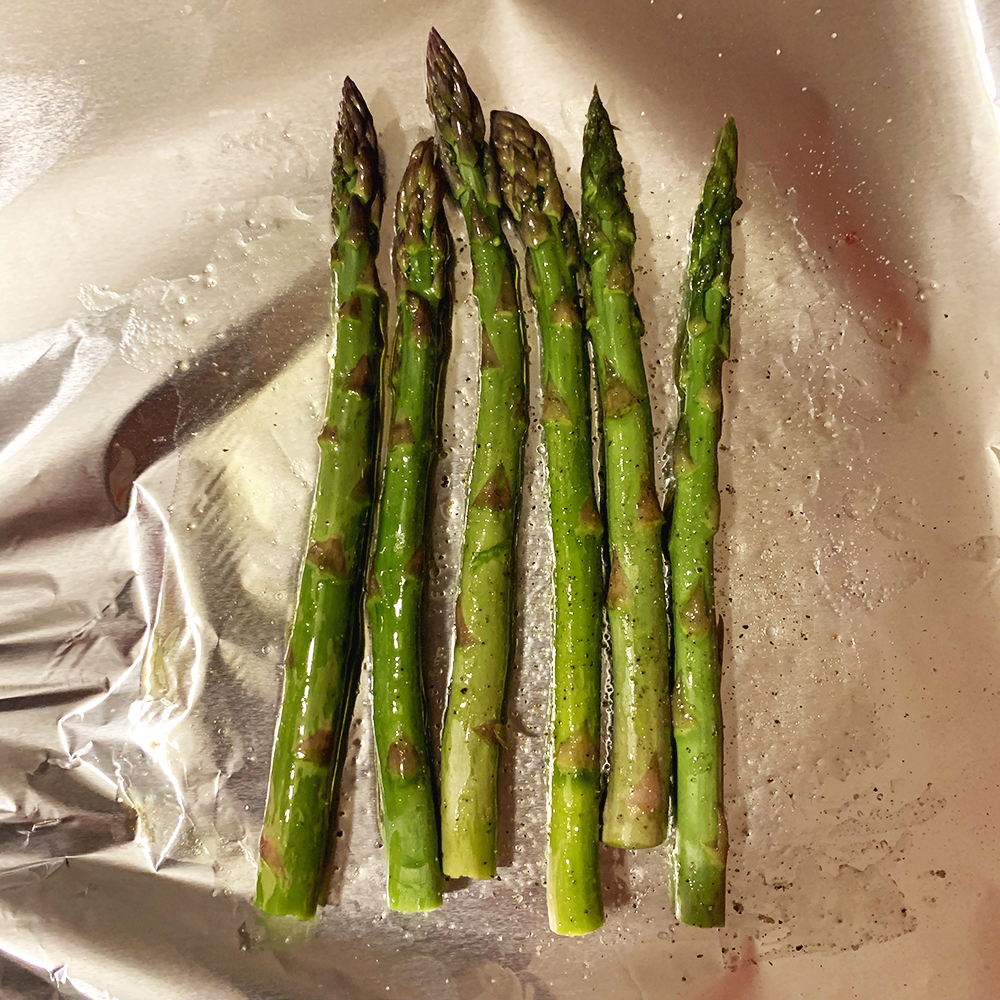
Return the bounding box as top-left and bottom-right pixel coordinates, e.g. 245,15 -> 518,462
367,139 -> 451,912
670,119 -> 739,928
491,111 -> 604,934
255,78 -> 384,919
426,29 -> 528,879
580,89 -> 672,850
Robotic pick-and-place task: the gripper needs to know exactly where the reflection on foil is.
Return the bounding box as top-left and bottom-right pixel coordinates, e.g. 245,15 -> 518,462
0,319 -> 115,467
0,73 -> 89,210
59,484 -> 205,870
0,857 -> 65,893
3,2 -> 1000,997
964,0 -> 1000,137
102,266 -> 329,513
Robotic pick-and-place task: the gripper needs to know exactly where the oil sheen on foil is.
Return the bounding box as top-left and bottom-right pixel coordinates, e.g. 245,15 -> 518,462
3,0 -> 1000,997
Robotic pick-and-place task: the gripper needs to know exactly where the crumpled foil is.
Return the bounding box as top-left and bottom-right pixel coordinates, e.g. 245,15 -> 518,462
4,1 -> 1000,997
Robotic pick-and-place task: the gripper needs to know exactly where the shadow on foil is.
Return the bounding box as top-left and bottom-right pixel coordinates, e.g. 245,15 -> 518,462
104,265 -> 331,515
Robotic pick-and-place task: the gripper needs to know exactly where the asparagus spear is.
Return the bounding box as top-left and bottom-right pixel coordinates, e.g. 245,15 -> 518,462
426,29 -> 528,879
255,78 -> 384,919
491,111 -> 604,934
580,89 -> 671,850
367,139 -> 451,912
670,119 -> 739,928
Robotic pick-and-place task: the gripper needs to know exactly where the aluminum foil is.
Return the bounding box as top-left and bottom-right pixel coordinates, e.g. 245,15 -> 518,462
4,0 -> 1000,997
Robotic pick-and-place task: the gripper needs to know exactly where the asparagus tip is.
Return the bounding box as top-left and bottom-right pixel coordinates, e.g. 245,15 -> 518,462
342,75 -> 359,103
581,85 -> 627,210
491,110 -> 568,235
394,137 -> 441,234
698,116 -> 739,215
335,75 -> 377,162
425,26 -> 461,98
332,76 -> 381,239
392,138 -> 449,304
339,77 -> 375,144
714,117 -> 738,173
425,28 -> 473,111
587,86 -> 614,131
425,28 -> 487,197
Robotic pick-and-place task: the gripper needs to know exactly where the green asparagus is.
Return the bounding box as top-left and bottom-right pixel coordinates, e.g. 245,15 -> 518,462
367,139 -> 451,912
670,118 -> 739,928
492,110 -> 604,934
255,78 -> 384,919
426,29 -> 529,879
580,89 -> 672,850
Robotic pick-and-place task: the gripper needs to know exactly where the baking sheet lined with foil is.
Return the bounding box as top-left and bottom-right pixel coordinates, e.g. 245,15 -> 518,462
3,0 -> 1000,997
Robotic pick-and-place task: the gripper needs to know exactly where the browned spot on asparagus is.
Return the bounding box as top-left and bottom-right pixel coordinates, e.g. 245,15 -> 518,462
351,458 -> 374,499
472,465 -> 513,511
606,553 -> 629,608
680,580 -> 712,638
602,371 -> 640,418
455,595 -> 474,647
627,758 -> 665,815
387,738 -> 422,780
637,474 -> 663,526
481,330 -> 502,369
342,353 -> 373,395
404,543 -> 425,579
307,536 -> 347,575
549,290 -> 578,328
543,381 -> 572,424
496,267 -> 517,314
473,721 -> 506,746
293,728 -> 335,764
577,495 -> 603,535
389,418 -> 415,447
555,733 -> 598,772
258,835 -> 286,878
673,424 -> 694,475
604,258 -> 634,294
339,291 -> 364,321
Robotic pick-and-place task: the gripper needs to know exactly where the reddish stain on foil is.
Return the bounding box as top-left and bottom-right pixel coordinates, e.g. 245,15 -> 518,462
699,938 -> 760,1000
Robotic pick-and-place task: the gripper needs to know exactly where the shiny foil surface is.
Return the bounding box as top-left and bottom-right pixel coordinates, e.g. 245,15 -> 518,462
4,1 -> 1000,997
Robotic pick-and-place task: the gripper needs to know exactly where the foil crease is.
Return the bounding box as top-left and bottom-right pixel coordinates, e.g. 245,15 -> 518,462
3,1 -> 1000,997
